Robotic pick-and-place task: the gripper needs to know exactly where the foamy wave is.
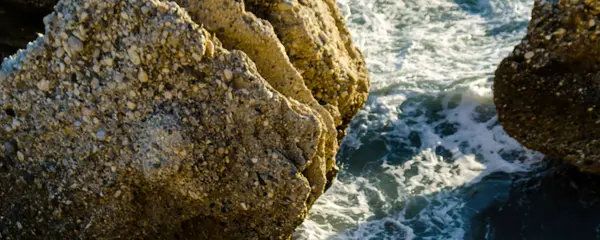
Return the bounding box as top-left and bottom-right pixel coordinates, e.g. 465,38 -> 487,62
297,0 -> 537,239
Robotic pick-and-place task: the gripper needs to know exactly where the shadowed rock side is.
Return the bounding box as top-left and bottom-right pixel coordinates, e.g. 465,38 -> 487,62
0,0 -> 340,238
494,0 -> 600,172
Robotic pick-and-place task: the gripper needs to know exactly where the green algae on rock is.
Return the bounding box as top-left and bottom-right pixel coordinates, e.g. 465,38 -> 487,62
0,0 -> 368,238
494,0 -> 600,172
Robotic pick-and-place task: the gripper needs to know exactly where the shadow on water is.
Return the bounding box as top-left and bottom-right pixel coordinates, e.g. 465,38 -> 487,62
467,158 -> 600,240
336,147 -> 600,239
454,0 -> 493,17
327,91 -> 600,239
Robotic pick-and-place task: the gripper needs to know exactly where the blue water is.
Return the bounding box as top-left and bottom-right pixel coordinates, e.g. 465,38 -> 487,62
295,0 -> 600,239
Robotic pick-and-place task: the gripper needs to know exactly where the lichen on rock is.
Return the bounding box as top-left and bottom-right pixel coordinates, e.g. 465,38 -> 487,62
494,0 -> 600,172
0,0 -> 371,238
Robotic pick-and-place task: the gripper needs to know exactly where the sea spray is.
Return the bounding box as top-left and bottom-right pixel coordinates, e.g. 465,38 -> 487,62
295,0 -> 539,239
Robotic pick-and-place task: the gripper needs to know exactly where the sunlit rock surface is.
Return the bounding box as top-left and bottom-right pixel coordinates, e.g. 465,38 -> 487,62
0,0 -> 369,238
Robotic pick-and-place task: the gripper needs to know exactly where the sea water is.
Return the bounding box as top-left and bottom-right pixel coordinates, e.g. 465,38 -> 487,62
295,0 -> 600,239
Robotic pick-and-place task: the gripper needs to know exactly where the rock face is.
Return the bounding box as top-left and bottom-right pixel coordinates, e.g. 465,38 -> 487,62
244,0 -> 370,137
494,0 -> 600,172
0,0 -> 368,238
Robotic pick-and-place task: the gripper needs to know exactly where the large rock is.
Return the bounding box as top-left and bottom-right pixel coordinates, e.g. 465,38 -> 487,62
0,0 -> 369,238
494,0 -> 600,172
244,0 -> 370,137
173,0 -> 338,203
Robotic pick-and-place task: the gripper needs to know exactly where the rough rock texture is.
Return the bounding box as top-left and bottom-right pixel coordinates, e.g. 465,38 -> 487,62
0,0 -> 369,238
244,0 -> 370,137
494,0 -> 600,172
173,0 -> 339,201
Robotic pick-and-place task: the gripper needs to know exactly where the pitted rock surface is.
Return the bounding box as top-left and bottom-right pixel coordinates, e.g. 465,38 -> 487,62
0,0 -> 330,238
495,0 -> 600,173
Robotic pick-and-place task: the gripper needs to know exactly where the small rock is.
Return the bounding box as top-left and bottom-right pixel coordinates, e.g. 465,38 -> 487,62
224,69 -> 233,80
55,48 -> 65,58
138,68 -> 149,82
128,48 -> 141,66
524,51 -> 535,59
12,119 -> 21,128
277,1 -> 295,11
164,91 -> 173,100
192,53 -> 202,62
37,80 -> 51,92
91,78 -> 100,89
17,151 -> 25,162
114,72 -> 125,82
0,71 -> 6,82
102,57 -> 114,66
126,102 -> 137,110
96,129 -> 106,141
553,28 -> 567,36
68,36 -> 84,53
81,108 -> 93,116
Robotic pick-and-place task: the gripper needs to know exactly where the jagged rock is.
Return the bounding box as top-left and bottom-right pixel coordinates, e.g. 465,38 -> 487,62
174,0 -> 339,206
5,0 -> 372,137
494,0 -> 600,172
0,0 -> 356,238
244,0 -> 369,138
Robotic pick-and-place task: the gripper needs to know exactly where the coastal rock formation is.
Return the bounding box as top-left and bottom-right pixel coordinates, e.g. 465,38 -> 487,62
244,0 -> 370,137
173,0 -> 339,202
0,0 -> 368,238
494,0 -> 600,172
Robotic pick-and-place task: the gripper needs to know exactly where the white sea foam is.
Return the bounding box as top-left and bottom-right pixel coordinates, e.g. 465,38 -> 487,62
296,0 -> 538,239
